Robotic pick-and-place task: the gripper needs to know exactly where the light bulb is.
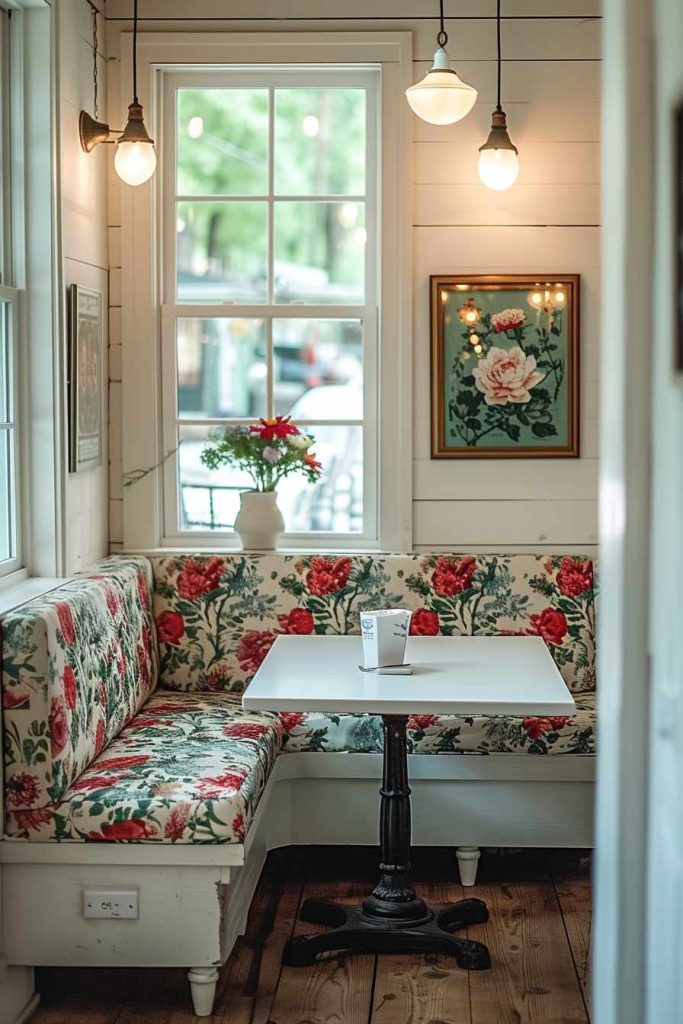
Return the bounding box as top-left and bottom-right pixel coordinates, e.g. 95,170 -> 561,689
478,147 -> 519,191
406,48 -> 477,126
114,141 -> 157,186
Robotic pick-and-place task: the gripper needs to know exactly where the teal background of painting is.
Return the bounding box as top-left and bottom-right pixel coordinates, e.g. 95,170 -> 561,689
442,287 -> 569,449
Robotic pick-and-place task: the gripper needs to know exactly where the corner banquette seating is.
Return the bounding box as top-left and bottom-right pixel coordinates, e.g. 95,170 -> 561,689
0,553 -> 596,1015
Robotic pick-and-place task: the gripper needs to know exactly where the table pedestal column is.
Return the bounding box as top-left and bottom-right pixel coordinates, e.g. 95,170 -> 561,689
282,715 -> 492,969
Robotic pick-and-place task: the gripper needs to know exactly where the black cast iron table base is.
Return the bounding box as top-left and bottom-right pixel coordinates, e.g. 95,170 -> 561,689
282,714 -> 492,971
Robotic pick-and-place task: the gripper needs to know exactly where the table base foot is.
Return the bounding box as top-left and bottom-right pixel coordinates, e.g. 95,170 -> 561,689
283,897 -> 491,970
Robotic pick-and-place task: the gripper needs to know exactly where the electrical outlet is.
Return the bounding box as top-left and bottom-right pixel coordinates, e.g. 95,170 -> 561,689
83,890 -> 139,919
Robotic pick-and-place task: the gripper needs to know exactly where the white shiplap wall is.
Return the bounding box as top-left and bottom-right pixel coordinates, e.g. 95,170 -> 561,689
105,0 -> 601,553
59,0 -> 111,572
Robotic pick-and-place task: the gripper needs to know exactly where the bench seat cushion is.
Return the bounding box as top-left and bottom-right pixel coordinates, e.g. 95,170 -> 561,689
4,692 -> 282,843
278,692 -> 596,756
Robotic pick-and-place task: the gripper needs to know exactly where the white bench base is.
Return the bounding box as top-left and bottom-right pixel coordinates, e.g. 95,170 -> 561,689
0,753 -> 595,1018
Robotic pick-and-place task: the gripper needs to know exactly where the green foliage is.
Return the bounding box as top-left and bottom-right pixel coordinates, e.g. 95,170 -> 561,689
201,424 -> 322,492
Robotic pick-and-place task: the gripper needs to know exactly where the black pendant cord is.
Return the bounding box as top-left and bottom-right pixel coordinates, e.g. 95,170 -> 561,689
437,0 -> 448,49
496,0 -> 502,112
132,0 -> 139,104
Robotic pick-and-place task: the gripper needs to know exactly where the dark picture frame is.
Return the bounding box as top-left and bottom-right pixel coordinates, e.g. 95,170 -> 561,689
430,274 -> 580,459
68,284 -> 103,473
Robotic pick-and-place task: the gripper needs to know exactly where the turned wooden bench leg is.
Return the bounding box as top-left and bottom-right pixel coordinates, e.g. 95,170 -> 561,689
188,966 -> 219,1016
456,846 -> 481,887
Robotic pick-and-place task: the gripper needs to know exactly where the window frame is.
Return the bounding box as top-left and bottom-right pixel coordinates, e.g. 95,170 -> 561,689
161,68 -> 380,548
0,9 -> 21,578
119,31 -> 413,553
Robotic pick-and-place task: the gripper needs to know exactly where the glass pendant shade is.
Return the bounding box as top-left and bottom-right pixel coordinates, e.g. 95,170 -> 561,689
114,101 -> 157,186
478,109 -> 519,191
406,48 -> 478,126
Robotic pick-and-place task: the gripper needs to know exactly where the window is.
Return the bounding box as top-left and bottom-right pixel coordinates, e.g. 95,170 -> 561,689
162,69 -> 379,545
0,8 -> 21,577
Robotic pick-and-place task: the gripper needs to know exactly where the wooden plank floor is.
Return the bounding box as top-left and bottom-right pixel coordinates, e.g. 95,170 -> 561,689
33,846 -> 591,1024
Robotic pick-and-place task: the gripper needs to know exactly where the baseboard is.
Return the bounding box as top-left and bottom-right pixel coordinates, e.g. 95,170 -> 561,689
11,993 -> 39,1024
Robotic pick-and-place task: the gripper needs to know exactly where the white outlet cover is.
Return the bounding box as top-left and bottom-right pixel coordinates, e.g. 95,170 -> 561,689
83,890 -> 139,919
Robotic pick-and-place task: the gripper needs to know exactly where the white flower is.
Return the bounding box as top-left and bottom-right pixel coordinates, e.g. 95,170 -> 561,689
263,445 -> 283,464
472,346 -> 546,406
287,434 -> 313,451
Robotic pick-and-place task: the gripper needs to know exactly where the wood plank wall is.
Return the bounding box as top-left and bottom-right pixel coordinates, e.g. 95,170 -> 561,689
106,0 -> 601,554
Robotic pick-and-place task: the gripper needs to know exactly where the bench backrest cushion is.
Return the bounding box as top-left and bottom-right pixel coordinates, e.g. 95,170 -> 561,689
2,556 -> 157,812
150,553 -> 596,695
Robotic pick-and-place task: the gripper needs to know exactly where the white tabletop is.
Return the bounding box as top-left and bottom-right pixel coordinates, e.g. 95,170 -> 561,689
242,635 -> 575,716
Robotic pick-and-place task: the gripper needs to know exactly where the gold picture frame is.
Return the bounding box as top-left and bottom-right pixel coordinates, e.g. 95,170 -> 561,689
430,274 -> 580,459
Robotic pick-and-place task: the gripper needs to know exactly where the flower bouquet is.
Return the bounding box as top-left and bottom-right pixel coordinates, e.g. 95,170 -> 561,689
201,417 -> 323,549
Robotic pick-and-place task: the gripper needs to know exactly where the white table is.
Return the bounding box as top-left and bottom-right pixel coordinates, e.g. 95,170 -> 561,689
243,634 -> 575,970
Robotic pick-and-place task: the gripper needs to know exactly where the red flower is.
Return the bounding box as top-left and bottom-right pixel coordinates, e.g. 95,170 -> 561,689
136,572 -> 149,608
278,608 -> 315,635
55,602 -> 75,646
196,771 -> 248,799
530,608 -> 568,645
306,556 -> 352,596
156,610 -> 185,645
522,716 -> 569,740
250,416 -> 299,441
408,714 -> 440,731
9,808 -> 53,832
237,630 -> 276,674
63,666 -> 77,710
49,698 -> 69,758
410,609 -> 440,636
205,666 -> 232,690
3,689 -> 30,710
432,556 -> 476,598
303,452 -> 323,473
6,772 -> 41,807
104,586 -> 120,617
96,755 -> 150,771
556,558 -> 593,598
88,819 -> 158,841
279,712 -> 306,732
223,722 -> 269,740
177,557 -> 224,601
95,719 -> 106,754
232,813 -> 246,842
164,804 -> 191,841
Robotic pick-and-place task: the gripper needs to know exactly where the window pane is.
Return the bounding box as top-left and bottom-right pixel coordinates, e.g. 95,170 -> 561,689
274,202 -> 365,304
274,88 -> 366,196
177,89 -> 269,196
278,425 -> 363,534
177,201 -> 267,303
273,319 -> 363,418
177,318 -> 266,419
178,425 -> 252,532
0,428 -> 14,561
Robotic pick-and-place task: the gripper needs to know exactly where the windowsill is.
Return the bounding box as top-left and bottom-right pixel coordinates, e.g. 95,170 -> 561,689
0,575 -> 68,617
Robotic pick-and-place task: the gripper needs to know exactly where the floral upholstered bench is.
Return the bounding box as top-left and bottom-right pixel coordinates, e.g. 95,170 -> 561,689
0,552 -> 596,1017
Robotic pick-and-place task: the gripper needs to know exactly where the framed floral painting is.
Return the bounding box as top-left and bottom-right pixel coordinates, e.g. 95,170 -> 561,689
430,274 -> 580,458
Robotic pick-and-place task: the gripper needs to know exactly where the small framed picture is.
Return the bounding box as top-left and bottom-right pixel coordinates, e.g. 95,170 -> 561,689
430,274 -> 580,459
68,284 -> 103,473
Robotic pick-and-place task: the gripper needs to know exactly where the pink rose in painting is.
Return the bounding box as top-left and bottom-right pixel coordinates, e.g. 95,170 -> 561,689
472,346 -> 546,406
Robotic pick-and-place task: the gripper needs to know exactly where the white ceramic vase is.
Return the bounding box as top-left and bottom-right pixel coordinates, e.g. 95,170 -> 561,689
234,490 -> 285,550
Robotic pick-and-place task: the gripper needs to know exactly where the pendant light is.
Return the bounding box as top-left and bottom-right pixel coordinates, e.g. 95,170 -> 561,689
406,0 -> 478,126
79,0 -> 156,187
478,0 -> 519,191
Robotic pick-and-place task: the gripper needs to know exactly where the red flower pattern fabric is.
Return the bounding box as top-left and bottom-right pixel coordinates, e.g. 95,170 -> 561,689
2,557 -> 158,811
177,557 -> 224,601
150,553 -> 596,695
4,692 -> 282,844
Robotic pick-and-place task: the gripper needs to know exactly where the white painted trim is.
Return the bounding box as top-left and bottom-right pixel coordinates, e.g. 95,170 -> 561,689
8,993 -> 39,1024
118,30 -> 413,553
